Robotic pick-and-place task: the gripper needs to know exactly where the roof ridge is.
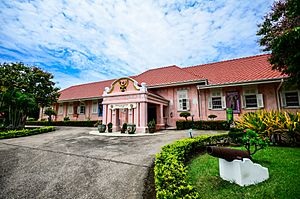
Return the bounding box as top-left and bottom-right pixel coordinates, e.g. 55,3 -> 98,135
136,65 -> 178,76
60,78 -> 115,92
183,53 -> 270,69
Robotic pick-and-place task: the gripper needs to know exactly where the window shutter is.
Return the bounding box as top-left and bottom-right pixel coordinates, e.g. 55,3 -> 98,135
178,99 -> 182,111
208,97 -> 212,110
221,96 -> 226,109
281,92 -> 286,107
257,94 -> 264,108
298,91 -> 300,106
186,99 -> 190,111
241,95 -> 246,108
77,106 -> 80,114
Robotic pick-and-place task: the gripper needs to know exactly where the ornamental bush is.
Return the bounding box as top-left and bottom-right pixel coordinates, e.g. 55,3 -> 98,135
154,134 -> 229,198
176,120 -> 230,130
236,110 -> 300,146
0,126 -> 55,139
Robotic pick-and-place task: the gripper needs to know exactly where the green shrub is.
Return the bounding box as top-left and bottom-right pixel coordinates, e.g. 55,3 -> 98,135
179,111 -> 191,121
236,110 -> 300,146
154,133 -> 229,198
243,129 -> 270,156
26,120 -> 98,127
208,114 -> 217,120
228,128 -> 244,144
176,120 -> 230,130
63,116 -> 70,121
0,126 -> 55,139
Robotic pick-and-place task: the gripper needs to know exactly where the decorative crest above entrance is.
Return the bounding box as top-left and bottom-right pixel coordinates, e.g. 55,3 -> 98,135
104,77 -> 147,95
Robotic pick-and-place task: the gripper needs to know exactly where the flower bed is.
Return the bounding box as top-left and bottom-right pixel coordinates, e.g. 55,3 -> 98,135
154,133 -> 229,198
0,126 -> 55,139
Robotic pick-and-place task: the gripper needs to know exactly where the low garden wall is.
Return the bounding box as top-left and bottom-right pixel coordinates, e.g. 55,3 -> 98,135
0,126 -> 55,139
154,133 -> 229,198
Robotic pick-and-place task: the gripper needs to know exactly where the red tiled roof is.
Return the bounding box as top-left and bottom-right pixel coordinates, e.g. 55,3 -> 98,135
58,79 -> 114,101
183,54 -> 287,85
58,54 -> 287,101
134,65 -> 200,86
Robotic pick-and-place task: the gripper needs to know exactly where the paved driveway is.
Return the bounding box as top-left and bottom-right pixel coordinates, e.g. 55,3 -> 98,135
0,127 -> 224,199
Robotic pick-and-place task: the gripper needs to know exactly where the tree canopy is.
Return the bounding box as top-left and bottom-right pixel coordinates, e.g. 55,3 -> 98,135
0,62 -> 60,129
257,0 -> 300,87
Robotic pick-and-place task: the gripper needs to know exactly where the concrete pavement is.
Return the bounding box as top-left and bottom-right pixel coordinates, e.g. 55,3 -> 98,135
0,127 -> 225,199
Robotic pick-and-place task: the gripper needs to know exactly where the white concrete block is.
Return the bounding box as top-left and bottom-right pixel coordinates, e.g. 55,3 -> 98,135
219,158 -> 269,186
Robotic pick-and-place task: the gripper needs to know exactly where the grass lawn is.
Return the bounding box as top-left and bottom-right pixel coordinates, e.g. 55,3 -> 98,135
188,146 -> 300,199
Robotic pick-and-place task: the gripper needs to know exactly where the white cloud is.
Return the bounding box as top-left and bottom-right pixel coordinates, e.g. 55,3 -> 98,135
0,0 -> 274,89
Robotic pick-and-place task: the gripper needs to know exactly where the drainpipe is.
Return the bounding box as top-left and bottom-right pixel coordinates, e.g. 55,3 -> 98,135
197,89 -> 202,120
276,79 -> 284,111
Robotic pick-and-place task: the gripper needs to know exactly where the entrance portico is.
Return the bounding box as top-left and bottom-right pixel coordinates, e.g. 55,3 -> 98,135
102,77 -> 169,133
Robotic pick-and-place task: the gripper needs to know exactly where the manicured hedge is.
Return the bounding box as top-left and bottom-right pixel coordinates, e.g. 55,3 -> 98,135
26,120 -> 98,127
176,120 -> 230,130
0,126 -> 55,139
154,133 -> 229,198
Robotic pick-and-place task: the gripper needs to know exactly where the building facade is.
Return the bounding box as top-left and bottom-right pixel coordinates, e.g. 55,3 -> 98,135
39,54 -> 300,133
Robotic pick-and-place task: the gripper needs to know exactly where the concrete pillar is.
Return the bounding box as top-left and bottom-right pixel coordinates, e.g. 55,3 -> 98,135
112,109 -> 120,131
128,109 -> 132,124
160,104 -> 164,126
103,104 -> 107,124
134,107 -> 138,127
137,102 -> 148,133
107,107 -> 112,124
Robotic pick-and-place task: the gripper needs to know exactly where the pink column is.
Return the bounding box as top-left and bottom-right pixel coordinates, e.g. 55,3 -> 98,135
159,104 -> 164,128
112,109 -> 120,131
107,107 -> 112,124
138,102 -> 148,133
103,105 -> 107,124
134,107 -> 138,127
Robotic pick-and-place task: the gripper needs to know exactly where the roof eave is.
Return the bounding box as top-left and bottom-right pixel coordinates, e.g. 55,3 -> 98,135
148,79 -> 207,89
58,96 -> 103,103
197,77 -> 287,89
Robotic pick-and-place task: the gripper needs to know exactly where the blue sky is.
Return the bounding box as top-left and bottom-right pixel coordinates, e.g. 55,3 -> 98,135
0,0 -> 274,89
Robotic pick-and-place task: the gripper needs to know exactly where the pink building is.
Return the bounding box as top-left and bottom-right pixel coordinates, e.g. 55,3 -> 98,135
40,54 -> 300,133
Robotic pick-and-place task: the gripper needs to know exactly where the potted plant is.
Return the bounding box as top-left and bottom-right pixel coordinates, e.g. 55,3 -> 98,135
95,120 -> 106,133
127,124 -> 136,134
148,119 -> 156,133
108,122 -> 113,133
121,123 -> 127,133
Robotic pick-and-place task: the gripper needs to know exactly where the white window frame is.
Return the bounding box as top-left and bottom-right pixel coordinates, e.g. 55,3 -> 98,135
58,104 -> 63,115
208,89 -> 226,110
177,90 -> 190,111
92,101 -> 98,114
68,103 -> 73,114
281,90 -> 300,107
242,86 -> 264,109
78,102 -> 85,114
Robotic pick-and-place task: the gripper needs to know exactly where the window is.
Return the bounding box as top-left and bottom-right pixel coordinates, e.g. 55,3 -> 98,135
177,90 -> 190,111
282,90 -> 300,107
98,102 -> 103,117
92,101 -> 98,114
79,102 -> 85,114
208,89 -> 226,110
68,103 -> 73,114
58,104 -> 63,115
242,87 -> 264,109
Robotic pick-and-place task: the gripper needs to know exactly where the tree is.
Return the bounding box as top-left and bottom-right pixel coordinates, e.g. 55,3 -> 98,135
0,62 -> 60,129
44,107 -> 57,122
257,0 -> 300,87
179,111 -> 191,121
